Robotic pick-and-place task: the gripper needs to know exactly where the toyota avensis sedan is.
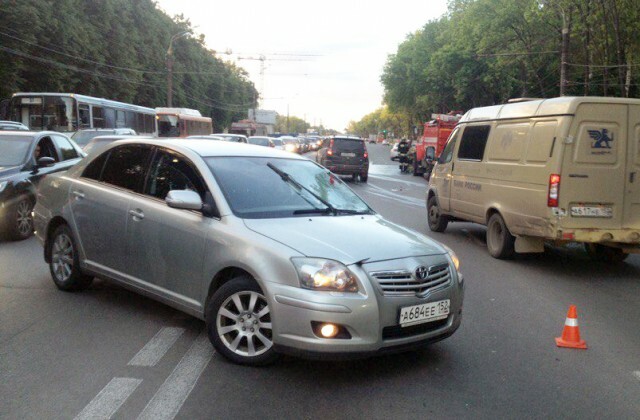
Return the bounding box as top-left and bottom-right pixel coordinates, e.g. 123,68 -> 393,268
34,139 -> 464,365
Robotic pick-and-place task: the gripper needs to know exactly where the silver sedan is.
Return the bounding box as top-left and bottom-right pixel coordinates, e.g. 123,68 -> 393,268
34,139 -> 464,365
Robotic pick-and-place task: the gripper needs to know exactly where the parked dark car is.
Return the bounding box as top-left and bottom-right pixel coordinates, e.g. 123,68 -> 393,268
0,131 -> 84,240
316,136 -> 369,182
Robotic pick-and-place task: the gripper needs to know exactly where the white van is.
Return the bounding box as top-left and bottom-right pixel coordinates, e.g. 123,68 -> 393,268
427,97 -> 640,262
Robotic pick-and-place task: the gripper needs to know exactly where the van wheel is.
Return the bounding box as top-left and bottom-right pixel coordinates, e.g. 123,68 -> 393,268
427,196 -> 448,232
49,224 -> 94,291
206,276 -> 279,366
584,243 -> 628,263
360,172 -> 368,182
486,213 -> 515,259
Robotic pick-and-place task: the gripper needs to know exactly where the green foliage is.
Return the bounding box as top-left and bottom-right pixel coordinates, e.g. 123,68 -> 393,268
377,0 -> 640,129
274,114 -> 309,134
0,0 -> 257,130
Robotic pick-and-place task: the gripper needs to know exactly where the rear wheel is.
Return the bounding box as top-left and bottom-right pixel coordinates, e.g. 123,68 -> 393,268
206,276 -> 279,366
427,195 -> 448,232
360,172 -> 368,182
486,213 -> 515,259
584,243 -> 629,263
49,224 -> 93,291
9,197 -> 34,241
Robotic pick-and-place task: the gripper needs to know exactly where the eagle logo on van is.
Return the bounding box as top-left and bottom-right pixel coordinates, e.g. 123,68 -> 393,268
588,129 -> 613,149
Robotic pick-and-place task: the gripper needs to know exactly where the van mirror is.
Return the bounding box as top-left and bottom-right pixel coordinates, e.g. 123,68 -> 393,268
165,190 -> 203,211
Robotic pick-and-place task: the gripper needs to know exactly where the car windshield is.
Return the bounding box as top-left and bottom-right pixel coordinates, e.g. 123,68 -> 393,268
249,138 -> 269,146
0,136 -> 32,166
272,139 -> 282,146
206,157 -> 373,219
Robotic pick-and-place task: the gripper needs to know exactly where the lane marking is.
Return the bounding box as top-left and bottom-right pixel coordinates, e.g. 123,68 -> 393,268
366,183 -> 425,207
128,327 -> 185,367
137,330 -> 214,420
369,173 -> 427,188
74,377 -> 142,420
633,371 -> 640,381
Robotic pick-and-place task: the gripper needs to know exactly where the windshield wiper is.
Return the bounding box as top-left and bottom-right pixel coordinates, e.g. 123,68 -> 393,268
293,208 -> 334,215
334,208 -> 372,215
267,162 -> 337,215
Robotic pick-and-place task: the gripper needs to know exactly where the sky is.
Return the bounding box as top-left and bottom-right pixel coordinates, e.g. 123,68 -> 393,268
155,0 -> 449,131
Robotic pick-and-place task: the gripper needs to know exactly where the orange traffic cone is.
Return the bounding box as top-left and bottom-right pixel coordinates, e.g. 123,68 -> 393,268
555,305 -> 587,349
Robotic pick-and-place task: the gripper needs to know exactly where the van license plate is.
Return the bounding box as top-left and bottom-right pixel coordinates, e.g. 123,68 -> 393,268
570,206 -> 613,218
341,152 -> 355,157
399,299 -> 450,327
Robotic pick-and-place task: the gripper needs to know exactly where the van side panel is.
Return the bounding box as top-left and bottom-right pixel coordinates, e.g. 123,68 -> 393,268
560,103 -> 627,230
625,106 -> 640,231
450,119 -> 563,237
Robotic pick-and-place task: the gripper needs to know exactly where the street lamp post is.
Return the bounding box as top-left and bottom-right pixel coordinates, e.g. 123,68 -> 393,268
166,30 -> 190,107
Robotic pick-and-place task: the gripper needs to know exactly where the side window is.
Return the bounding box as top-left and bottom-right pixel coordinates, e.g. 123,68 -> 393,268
35,137 -> 59,162
458,125 -> 491,161
101,145 -> 152,192
78,104 -> 91,129
81,151 -> 110,181
92,106 -> 105,128
145,149 -> 207,201
439,130 -> 459,164
52,135 -> 79,161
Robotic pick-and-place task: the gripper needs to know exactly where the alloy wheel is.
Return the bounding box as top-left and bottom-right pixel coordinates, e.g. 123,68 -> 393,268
16,200 -> 33,236
51,233 -> 74,282
216,290 -> 273,357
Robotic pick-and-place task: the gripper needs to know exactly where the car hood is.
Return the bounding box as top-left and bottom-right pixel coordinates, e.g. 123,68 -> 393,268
243,215 -> 445,264
0,165 -> 22,180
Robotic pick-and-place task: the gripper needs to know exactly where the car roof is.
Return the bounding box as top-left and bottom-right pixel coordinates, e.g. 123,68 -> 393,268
110,138 -> 307,159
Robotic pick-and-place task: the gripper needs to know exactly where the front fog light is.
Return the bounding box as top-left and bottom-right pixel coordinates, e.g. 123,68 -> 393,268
311,321 -> 351,339
292,258 -> 360,292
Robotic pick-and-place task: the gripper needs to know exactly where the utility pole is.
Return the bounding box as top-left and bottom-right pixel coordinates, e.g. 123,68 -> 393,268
166,31 -> 190,107
560,10 -> 569,96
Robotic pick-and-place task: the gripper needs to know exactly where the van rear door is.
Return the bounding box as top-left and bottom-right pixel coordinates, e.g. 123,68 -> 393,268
625,106 -> 640,229
561,103 -> 627,229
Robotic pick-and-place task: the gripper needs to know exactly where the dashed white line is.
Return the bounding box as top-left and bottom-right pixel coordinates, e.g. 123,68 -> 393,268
74,377 -> 142,420
137,330 -> 214,420
128,327 -> 185,367
633,371 -> 640,381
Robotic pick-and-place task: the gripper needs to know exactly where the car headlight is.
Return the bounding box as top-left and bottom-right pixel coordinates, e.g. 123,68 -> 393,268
440,244 -> 460,272
292,258 -> 360,292
0,181 -> 8,193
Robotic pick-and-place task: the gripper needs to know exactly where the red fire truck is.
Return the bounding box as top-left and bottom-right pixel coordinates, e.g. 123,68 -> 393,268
410,111 -> 463,178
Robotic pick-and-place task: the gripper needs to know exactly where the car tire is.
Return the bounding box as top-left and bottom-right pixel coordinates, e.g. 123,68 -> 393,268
206,276 -> 279,366
486,213 -> 515,259
360,172 -> 368,183
584,243 -> 628,263
427,195 -> 448,232
49,224 -> 94,291
9,197 -> 34,241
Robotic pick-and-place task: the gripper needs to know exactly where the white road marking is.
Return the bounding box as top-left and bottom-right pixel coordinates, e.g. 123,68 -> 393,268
633,371 -> 640,381
369,173 -> 427,188
137,330 -> 214,420
74,377 -> 142,420
128,327 -> 185,367
366,183 -> 425,208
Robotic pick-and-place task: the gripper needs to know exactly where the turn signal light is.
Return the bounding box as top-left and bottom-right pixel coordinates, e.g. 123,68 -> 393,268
548,174 -> 561,207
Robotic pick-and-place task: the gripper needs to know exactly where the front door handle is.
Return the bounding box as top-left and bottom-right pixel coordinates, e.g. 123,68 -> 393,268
129,209 -> 144,220
72,190 -> 85,199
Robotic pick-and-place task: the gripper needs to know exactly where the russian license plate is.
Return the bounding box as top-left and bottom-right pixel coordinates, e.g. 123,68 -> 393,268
570,206 -> 613,218
399,299 -> 450,327
341,152 -> 355,157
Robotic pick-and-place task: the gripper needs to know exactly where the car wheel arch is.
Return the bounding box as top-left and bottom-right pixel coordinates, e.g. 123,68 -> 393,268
205,267 -> 259,314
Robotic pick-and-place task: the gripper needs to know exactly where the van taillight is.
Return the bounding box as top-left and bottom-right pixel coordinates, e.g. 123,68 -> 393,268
548,174 -> 561,207
327,139 -> 334,156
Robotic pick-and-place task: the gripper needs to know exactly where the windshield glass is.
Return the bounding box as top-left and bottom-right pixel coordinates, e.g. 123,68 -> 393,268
206,157 -> 372,219
0,136 -> 32,166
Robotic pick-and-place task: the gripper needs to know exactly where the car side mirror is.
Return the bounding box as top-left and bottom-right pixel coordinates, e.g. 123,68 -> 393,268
165,190 -> 203,211
37,157 -> 56,167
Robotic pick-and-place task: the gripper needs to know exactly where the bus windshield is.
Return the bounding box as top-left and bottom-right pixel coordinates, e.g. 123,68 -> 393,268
158,115 -> 180,137
10,95 -> 77,132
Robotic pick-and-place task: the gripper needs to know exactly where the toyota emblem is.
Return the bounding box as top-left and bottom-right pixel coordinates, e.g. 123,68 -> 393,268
415,266 -> 429,280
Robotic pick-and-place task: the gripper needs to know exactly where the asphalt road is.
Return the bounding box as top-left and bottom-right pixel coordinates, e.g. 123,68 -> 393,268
1,143 -> 639,419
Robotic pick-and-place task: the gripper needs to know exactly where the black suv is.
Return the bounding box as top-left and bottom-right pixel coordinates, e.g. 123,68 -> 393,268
317,136 -> 369,182
0,131 -> 84,240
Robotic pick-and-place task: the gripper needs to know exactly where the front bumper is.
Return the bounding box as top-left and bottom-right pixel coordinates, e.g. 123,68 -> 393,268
264,261 -> 464,357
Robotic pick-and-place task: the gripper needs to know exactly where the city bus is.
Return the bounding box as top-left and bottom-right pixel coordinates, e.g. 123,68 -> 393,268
7,92 -> 157,136
156,107 -> 212,137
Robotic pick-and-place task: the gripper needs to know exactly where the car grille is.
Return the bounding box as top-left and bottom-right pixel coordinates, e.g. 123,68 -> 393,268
370,264 -> 451,297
